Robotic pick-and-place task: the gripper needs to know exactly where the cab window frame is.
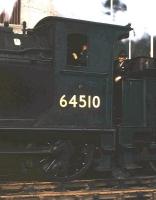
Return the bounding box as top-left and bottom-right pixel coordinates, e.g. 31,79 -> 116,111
67,33 -> 88,67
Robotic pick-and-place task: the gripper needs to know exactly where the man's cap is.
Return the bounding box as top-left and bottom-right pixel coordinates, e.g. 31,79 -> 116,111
118,50 -> 127,57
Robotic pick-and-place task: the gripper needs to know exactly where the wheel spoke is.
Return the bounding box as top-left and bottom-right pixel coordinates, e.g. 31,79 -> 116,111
149,161 -> 156,172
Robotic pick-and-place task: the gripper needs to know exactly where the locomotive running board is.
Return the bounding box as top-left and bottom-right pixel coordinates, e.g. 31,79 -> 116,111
0,128 -> 115,133
0,148 -> 52,155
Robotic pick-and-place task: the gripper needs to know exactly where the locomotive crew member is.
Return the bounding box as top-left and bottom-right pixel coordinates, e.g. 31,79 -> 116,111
113,50 -> 128,124
114,50 -> 128,82
78,44 -> 88,65
72,44 -> 88,66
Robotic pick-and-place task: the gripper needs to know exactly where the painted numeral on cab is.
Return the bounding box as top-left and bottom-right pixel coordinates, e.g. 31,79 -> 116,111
59,95 -> 101,109
59,95 -> 68,107
79,95 -> 87,108
69,95 -> 78,107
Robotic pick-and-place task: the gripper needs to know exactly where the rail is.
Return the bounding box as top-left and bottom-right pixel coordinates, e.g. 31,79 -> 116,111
1,176 -> 156,199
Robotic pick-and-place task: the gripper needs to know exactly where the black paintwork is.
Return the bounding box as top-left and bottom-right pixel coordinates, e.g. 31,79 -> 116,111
0,16 -> 156,178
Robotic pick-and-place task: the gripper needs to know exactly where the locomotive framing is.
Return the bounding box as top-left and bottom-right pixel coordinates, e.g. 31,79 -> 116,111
0,16 -> 155,180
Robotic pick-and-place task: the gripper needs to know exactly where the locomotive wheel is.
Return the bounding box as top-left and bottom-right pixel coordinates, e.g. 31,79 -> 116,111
38,140 -> 94,181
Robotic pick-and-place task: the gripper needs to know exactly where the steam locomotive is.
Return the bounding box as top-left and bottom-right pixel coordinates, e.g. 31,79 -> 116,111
0,16 -> 156,180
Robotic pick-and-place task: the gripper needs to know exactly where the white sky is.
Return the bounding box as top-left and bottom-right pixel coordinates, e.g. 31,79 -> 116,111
0,0 -> 156,40
52,0 -> 156,40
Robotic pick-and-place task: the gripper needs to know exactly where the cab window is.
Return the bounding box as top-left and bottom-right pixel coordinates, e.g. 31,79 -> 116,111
67,33 -> 88,66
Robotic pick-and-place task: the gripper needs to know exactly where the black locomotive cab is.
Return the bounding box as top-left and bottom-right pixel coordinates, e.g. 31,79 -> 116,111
33,17 -> 131,129
0,17 -> 131,130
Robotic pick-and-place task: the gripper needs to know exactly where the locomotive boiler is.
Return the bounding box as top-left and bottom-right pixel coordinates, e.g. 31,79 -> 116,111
0,16 -> 156,180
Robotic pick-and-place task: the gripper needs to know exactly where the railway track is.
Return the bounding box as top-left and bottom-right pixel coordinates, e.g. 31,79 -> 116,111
1,176 -> 156,199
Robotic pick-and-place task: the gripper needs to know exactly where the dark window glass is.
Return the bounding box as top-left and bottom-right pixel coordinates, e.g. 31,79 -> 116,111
67,33 -> 88,66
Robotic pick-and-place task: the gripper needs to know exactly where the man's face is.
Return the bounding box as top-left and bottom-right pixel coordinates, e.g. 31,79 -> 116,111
118,56 -> 126,63
82,45 -> 87,51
